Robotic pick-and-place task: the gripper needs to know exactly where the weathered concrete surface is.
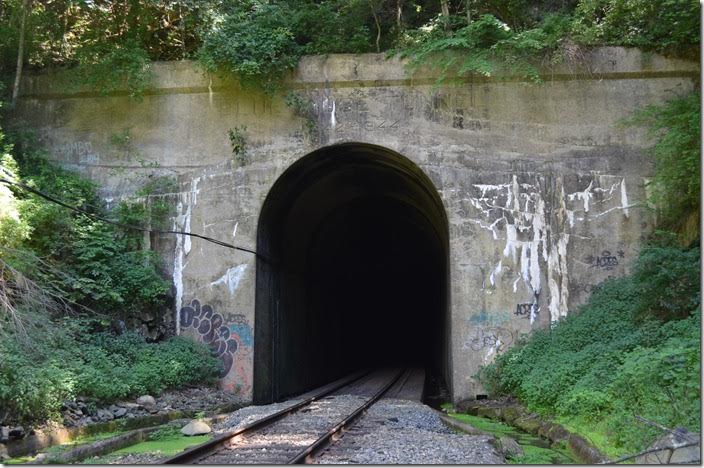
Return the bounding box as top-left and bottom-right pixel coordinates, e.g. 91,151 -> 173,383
11,47 -> 698,403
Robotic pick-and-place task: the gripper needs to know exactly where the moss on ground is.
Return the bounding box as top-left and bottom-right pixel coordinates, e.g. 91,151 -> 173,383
111,434 -> 211,455
4,430 -> 124,464
447,412 -> 575,464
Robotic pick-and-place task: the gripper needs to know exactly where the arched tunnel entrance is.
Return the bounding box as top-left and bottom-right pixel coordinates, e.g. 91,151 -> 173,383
254,143 -> 450,403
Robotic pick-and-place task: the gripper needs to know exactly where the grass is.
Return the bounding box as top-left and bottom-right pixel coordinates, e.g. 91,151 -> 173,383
557,417 -> 628,461
3,430 -> 124,464
80,431 -> 211,464
111,434 -> 211,455
446,412 -> 576,464
4,455 -> 39,464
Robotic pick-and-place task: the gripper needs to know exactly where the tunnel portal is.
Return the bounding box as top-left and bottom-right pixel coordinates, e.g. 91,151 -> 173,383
254,143 -> 450,403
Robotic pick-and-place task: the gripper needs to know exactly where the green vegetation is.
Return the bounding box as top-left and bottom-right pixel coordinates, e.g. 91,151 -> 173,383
1,1 -> 698,97
81,425 -> 212,463
478,238 -> 701,456
112,434 -> 211,456
0,108 -> 220,427
0,326 -> 220,426
227,126 -> 248,165
446,412 -> 575,464
1,142 -> 170,316
623,91 -> 701,238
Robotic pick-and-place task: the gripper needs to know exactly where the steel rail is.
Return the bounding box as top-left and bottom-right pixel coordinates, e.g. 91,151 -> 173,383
160,369 -> 370,464
287,368 -> 408,464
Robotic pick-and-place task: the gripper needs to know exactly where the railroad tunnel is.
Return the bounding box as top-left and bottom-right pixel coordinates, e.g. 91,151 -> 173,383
254,143 -> 450,404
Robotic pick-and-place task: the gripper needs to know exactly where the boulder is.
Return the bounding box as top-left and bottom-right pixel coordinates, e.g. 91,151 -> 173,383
8,426 -> 25,440
136,395 -> 157,410
113,407 -> 128,418
499,436 -> 524,458
514,415 -> 541,434
0,426 -> 9,443
181,420 -> 212,436
96,409 -> 114,422
0,443 -> 8,461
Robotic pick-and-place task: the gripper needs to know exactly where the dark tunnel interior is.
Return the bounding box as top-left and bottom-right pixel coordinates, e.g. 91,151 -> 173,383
254,144 -> 449,403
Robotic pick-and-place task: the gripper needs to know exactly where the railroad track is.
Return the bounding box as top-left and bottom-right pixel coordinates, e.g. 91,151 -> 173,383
161,368 -> 410,464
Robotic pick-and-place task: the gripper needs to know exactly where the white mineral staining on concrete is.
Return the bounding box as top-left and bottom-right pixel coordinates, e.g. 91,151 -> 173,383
173,177 -> 200,335
547,233 -> 570,322
489,260 -> 502,286
211,264 -> 248,295
331,99 -> 337,128
467,175 -> 573,322
529,302 -> 537,325
568,180 -> 593,212
620,178 -> 630,218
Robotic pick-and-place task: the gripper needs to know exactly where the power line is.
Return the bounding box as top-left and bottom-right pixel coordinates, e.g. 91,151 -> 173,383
0,177 -> 261,258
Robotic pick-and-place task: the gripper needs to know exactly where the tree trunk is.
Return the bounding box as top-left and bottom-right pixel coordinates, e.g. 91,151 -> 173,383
440,0 -> 450,32
11,0 -> 31,108
396,0 -> 403,31
370,1 -> 381,53
465,0 -> 472,24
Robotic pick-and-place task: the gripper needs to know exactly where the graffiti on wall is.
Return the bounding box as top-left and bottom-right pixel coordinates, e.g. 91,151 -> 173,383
462,327 -> 518,354
179,299 -> 253,395
586,250 -> 624,271
515,303 -> 539,320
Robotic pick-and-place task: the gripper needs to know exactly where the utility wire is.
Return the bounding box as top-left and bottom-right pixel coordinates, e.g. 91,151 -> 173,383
0,177 -> 261,258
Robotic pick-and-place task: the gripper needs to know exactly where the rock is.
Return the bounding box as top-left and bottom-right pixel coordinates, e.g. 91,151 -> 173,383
136,395 -> 156,409
0,426 -> 9,443
499,437 -> 524,458
636,428 -> 700,464
477,407 -> 501,419
8,426 -> 25,440
0,443 -> 8,461
514,415 -> 541,434
181,420 -> 212,436
500,406 -> 522,423
97,409 -> 114,422
79,417 -> 93,426
455,400 -> 475,414
113,407 -> 128,418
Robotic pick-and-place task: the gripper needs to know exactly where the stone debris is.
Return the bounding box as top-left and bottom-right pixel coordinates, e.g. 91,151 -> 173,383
50,385 -> 245,430
212,395 -> 502,464
212,399 -> 305,432
181,420 -> 212,436
499,436 -> 524,458
136,395 -> 156,410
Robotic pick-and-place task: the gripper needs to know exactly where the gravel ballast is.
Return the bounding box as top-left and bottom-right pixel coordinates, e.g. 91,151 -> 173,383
314,398 -> 504,464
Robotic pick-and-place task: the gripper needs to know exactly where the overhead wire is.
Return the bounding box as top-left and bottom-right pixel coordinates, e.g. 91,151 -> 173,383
0,176 -> 261,258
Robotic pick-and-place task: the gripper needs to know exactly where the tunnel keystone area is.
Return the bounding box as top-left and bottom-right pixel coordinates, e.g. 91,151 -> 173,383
12,47 -> 698,403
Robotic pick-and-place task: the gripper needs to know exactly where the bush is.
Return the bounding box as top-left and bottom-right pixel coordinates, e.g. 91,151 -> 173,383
3,147 -> 170,321
623,92 -> 700,234
0,326 -> 221,426
571,0 -> 700,56
479,243 -> 701,455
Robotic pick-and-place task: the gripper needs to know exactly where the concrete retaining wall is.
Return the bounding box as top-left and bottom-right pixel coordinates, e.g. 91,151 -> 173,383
12,47 -> 698,403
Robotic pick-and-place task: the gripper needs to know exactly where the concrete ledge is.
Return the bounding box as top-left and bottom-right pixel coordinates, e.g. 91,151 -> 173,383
460,401 -> 610,464
3,402 -> 240,459
19,47 -> 699,99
